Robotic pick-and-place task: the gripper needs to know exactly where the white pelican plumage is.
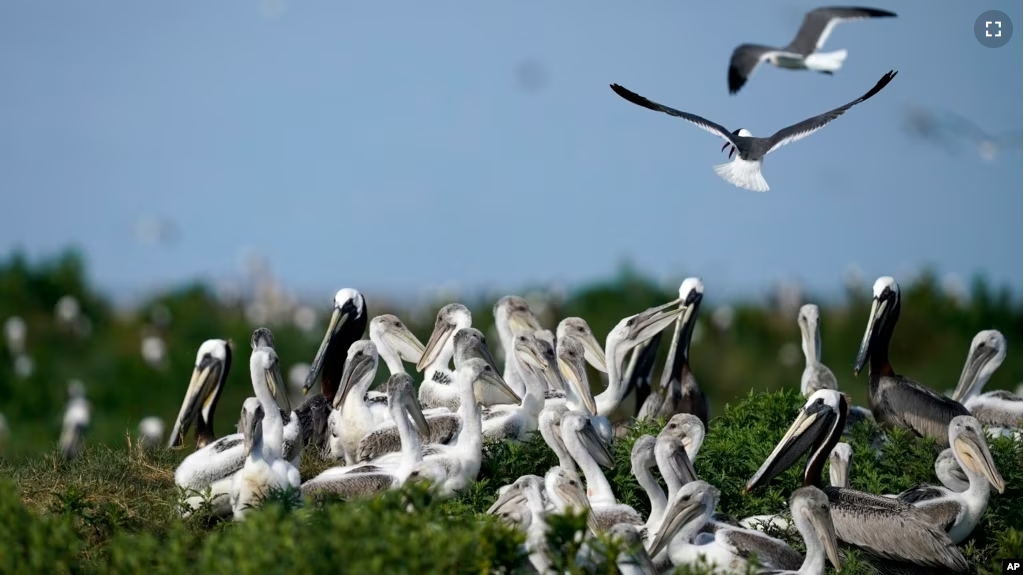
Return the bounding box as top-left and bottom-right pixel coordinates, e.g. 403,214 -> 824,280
481,332 -> 550,442
301,374 -> 429,499
230,347 -> 302,521
59,380 -> 90,461
493,296 -> 544,399
630,435 -> 667,532
555,317 -> 609,374
415,304 -> 474,410
758,487 -> 844,575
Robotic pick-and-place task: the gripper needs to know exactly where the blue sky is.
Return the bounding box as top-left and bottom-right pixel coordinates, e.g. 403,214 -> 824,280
0,1 -> 1020,302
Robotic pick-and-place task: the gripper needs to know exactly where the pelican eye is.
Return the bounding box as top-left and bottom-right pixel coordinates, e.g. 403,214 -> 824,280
681,495 -> 690,501
569,480 -> 577,486
669,423 -> 677,429
820,504 -> 827,511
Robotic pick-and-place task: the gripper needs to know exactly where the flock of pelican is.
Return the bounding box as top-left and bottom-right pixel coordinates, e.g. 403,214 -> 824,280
157,275 -> 1018,574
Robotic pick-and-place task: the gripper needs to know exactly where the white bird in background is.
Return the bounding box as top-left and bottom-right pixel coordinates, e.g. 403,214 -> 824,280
727,6 -> 897,94
610,70 -> 897,192
59,380 -> 90,461
138,417 -> 165,449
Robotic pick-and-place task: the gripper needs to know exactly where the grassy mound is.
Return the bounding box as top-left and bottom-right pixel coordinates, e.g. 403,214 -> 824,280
0,389 -> 1020,575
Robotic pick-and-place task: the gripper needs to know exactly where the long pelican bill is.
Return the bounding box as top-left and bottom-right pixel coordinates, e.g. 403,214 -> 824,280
508,309 -> 542,335
745,399 -> 837,492
579,418 -> 615,469
951,342 -> 999,402
514,337 -> 547,370
853,295 -> 889,375
667,442 -> 699,485
242,404 -> 265,458
416,319 -> 455,373
557,356 -> 599,416
386,324 -> 427,365
401,387 -> 431,438
332,352 -> 376,409
625,300 -> 684,344
804,503 -> 843,571
646,488 -> 708,557
579,331 -> 609,373
554,473 -> 601,534
473,364 -> 521,404
167,354 -> 225,448
953,429 -> 1005,493
304,305 -> 354,394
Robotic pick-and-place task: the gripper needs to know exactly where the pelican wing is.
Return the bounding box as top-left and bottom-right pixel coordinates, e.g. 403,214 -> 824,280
609,84 -> 739,147
912,498 -> 962,533
301,472 -> 395,499
896,484 -> 947,504
719,529 -> 803,571
294,393 -> 332,449
765,70 -> 897,156
592,506 -> 645,534
356,414 -> 461,462
877,376 -> 971,444
174,434 -> 245,491
826,487 -> 968,571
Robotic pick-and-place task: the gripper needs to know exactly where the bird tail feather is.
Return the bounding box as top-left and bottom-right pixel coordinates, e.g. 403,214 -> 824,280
713,158 -> 769,192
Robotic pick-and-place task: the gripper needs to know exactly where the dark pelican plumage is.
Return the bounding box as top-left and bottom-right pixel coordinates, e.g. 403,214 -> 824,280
299,288 -> 368,451
637,278 -> 709,425
745,389 -> 969,574
624,331 -> 662,419
854,276 -> 970,447
168,338 -> 233,449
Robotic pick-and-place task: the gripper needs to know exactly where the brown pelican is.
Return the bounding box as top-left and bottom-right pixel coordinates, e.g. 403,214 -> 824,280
625,331 -> 663,419
745,389 -> 969,573
638,278 -> 708,425
854,276 -> 970,447
554,334 -> 601,416
299,289 -> 368,450
519,474 -> 555,574
797,304 -> 837,396
328,341 -> 402,464
889,448 -> 969,500
654,414 -> 703,500
561,411 -> 645,533
367,314 -> 426,391
301,374 -> 429,500
951,330 -> 1022,435
168,339 -> 232,449
481,332 -> 551,442
406,358 -> 513,497
59,380 -> 90,461
555,317 -> 609,374
757,487 -> 844,575
609,523 -> 659,575
416,304 -> 473,410
647,481 -> 803,573
631,435 -> 667,531
895,416 -> 1005,544
595,300 -> 685,418
230,347 -> 301,520
493,296 -> 544,398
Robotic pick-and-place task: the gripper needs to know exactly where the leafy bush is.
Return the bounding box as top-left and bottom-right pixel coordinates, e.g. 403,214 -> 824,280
0,389 -> 1019,574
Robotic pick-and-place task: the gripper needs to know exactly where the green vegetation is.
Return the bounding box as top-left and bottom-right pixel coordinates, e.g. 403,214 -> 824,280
0,250 -> 1021,574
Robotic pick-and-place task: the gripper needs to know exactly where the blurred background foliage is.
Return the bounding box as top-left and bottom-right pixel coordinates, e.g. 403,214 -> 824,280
0,248 -> 1020,457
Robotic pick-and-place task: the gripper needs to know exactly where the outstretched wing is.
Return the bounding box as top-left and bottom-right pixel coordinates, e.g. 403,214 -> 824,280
785,7 -> 898,55
728,44 -> 782,94
610,84 -> 740,147
765,70 -> 897,155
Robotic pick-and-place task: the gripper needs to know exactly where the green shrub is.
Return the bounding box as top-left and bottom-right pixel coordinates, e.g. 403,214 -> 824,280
0,389 -> 1019,574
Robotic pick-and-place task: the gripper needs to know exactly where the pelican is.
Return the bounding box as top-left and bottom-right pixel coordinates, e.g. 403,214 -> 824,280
951,330 -> 1021,435
407,358 -> 513,497
647,481 -> 803,574
631,435 -> 667,531
301,374 -> 429,500
138,416 -> 165,449
895,416 -> 1005,544
556,333 -> 612,441
555,317 -> 609,374
416,304 -> 474,410
638,278 -> 709,425
329,341 -> 393,464
366,314 -> 426,395
168,339 -> 232,449
561,411 -> 645,532
596,300 -> 685,418
893,448 -> 970,501
609,523 -> 659,575
230,347 -> 302,521
741,442 -> 850,532
481,332 -> 550,442
299,288 -> 368,450
655,414 -> 703,501
543,465 -> 602,534
854,277 -> 970,446
493,296 -> 544,398
744,389 -> 969,574
251,327 -> 274,349
487,473 -> 548,524
797,304 -> 837,397
519,474 -> 555,574
355,330 -> 518,463
757,487 -> 843,575
59,380 -> 90,461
